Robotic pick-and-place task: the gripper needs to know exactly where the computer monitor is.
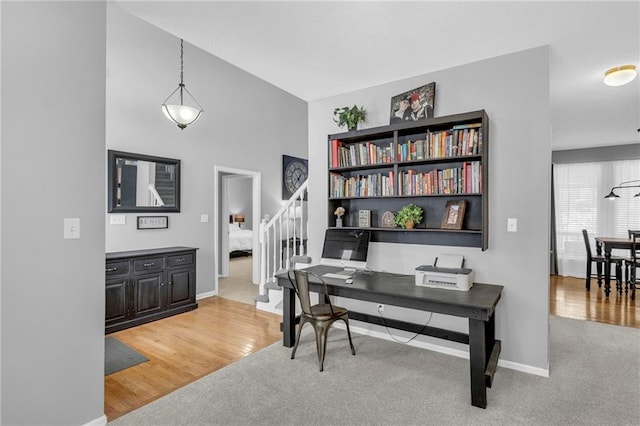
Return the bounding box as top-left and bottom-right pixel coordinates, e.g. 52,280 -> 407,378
320,228 -> 371,271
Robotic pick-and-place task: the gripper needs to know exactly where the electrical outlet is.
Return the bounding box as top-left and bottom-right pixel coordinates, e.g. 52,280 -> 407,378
377,303 -> 384,312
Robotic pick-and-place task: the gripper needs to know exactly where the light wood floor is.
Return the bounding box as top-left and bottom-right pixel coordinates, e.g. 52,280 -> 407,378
105,274 -> 639,422
104,297 -> 282,421
550,274 -> 638,328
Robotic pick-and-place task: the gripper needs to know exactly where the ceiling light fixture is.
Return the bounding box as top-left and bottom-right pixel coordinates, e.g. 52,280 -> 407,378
604,180 -> 640,199
603,65 -> 637,87
162,39 -> 203,129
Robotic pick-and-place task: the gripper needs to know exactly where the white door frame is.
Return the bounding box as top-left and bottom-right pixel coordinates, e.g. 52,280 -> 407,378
213,166 -> 261,295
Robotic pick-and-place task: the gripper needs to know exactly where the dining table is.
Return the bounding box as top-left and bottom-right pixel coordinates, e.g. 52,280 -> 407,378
594,236 -> 634,296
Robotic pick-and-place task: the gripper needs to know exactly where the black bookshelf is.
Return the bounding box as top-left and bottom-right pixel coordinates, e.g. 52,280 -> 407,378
327,110 -> 489,250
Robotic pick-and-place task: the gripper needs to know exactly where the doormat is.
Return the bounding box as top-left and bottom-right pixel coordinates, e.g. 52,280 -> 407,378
105,336 -> 149,375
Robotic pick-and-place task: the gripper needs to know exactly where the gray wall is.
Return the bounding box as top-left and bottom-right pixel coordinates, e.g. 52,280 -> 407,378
228,177 -> 253,229
1,2 -> 106,425
552,143 -> 640,163
309,46 -> 551,372
105,4 -> 308,296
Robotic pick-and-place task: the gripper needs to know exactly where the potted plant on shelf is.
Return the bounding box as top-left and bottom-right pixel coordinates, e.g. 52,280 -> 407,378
394,204 -> 423,229
333,105 -> 367,131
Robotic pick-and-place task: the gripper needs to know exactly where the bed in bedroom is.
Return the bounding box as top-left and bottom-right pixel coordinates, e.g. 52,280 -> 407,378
229,223 -> 253,257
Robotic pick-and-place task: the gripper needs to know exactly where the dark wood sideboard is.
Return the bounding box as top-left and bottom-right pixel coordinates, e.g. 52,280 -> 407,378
105,246 -> 198,334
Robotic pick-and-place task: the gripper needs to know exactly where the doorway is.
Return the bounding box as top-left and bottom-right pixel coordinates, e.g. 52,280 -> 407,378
213,166 -> 261,303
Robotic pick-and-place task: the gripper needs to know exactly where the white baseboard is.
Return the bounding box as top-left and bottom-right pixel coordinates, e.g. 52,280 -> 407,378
83,414 -> 107,426
335,322 -> 550,378
196,291 -> 215,300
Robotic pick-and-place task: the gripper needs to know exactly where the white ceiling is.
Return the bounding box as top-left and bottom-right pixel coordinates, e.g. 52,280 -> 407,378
117,1 -> 640,151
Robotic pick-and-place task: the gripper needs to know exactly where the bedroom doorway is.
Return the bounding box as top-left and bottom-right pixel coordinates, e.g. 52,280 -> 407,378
213,166 -> 261,303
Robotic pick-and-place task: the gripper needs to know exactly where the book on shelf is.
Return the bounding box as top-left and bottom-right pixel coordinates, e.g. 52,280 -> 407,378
358,210 -> 371,227
329,139 -> 394,168
397,161 -> 481,196
396,124 -> 483,162
329,171 -> 395,198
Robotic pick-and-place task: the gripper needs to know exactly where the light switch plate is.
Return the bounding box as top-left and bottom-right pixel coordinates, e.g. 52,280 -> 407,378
110,215 -> 126,225
64,218 -> 80,239
200,214 -> 209,223
507,218 -> 518,233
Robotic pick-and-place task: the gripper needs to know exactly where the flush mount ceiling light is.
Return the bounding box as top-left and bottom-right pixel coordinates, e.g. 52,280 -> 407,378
162,39 -> 203,129
603,65 -> 637,87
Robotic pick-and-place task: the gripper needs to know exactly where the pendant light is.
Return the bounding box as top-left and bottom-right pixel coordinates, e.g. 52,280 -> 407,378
162,39 -> 203,129
604,180 -> 640,199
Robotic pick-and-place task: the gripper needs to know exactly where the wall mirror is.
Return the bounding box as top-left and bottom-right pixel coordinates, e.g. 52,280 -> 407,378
108,150 -> 181,213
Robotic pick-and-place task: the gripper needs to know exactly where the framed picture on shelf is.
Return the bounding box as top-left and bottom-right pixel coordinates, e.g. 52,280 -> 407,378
381,211 -> 396,228
389,82 -> 436,124
441,200 -> 466,230
358,210 -> 371,227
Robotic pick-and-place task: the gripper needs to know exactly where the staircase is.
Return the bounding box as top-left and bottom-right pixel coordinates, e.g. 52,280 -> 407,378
255,180 -> 308,313
154,163 -> 175,206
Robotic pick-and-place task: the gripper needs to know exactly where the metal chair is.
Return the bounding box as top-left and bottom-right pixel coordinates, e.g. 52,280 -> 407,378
581,229 -> 624,292
287,269 -> 355,371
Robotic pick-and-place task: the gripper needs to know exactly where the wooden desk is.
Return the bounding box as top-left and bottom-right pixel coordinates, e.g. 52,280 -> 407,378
277,265 -> 503,409
595,237 -> 633,296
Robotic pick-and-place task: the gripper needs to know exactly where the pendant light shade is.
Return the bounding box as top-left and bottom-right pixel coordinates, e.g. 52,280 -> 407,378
162,39 -> 203,129
604,180 -> 640,199
603,65 -> 637,87
162,104 -> 202,128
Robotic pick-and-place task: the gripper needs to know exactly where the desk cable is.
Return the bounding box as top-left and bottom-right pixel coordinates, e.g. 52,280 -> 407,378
376,307 -> 433,344
352,269 -> 434,343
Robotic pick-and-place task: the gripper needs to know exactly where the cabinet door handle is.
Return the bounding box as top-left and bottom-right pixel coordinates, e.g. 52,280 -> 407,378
106,267 -> 118,272
168,281 -> 173,286
143,262 -> 155,267
160,282 -> 165,286
176,258 -> 185,262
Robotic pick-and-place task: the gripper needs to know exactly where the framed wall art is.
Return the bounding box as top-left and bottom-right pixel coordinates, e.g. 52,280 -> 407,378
389,82 -> 436,124
282,155 -> 308,200
137,216 -> 169,229
441,200 -> 466,230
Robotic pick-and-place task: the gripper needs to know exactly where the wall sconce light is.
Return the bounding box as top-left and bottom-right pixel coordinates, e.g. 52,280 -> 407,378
604,180 -> 640,199
234,214 -> 245,228
162,39 -> 204,129
603,65 -> 637,87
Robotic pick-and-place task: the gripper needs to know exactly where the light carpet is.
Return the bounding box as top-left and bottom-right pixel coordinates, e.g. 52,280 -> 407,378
109,316 -> 640,425
218,256 -> 258,305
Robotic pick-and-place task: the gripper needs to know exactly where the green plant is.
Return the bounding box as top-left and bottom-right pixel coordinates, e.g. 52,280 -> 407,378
333,105 -> 367,130
394,203 -> 423,228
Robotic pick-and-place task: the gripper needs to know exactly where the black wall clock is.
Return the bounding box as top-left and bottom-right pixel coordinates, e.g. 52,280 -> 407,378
282,155 -> 308,200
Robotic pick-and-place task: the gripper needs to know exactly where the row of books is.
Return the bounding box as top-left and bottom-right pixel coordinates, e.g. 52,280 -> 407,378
329,123 -> 483,169
397,124 -> 483,161
329,139 -> 394,168
398,161 -> 482,196
329,171 -> 395,198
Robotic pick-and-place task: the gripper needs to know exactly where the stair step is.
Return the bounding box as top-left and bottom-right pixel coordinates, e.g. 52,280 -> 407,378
264,281 -> 282,291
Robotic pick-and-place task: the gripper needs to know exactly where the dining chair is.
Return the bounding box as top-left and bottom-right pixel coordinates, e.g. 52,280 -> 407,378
287,269 -> 356,371
622,230 -> 640,293
581,229 -> 624,292
630,233 -> 640,300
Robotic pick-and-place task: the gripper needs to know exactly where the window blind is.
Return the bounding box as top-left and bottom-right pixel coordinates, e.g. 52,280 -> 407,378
553,159 -> 640,278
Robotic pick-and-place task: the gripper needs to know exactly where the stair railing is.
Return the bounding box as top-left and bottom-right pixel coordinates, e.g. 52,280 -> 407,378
259,180 -> 308,293
147,183 -> 165,206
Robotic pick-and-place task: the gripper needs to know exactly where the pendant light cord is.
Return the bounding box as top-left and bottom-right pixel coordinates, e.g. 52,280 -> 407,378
179,39 -> 185,105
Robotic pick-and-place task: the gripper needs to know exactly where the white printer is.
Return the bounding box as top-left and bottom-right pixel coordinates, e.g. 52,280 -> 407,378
415,254 -> 473,291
